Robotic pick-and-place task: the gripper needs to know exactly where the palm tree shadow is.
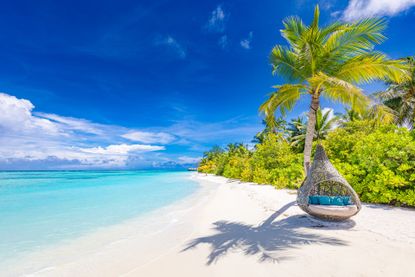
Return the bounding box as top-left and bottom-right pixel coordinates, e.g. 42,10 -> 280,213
182,202 -> 350,265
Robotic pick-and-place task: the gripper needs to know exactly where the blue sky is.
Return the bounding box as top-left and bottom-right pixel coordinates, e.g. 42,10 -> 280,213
1,0 -> 415,169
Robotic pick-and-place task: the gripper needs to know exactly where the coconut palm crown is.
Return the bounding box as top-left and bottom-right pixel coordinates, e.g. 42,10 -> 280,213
376,56 -> 415,129
288,108 -> 337,152
260,5 -> 408,174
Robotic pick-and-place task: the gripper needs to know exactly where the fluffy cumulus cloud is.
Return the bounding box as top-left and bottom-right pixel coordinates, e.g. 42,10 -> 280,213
0,92 -> 260,169
0,93 -> 59,135
240,32 -> 253,49
206,5 -> 227,32
0,92 -> 165,169
342,0 -> 415,21
122,131 -> 175,144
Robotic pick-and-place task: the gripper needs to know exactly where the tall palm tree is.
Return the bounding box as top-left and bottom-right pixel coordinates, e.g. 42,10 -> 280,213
260,5 -> 408,174
376,57 -> 415,128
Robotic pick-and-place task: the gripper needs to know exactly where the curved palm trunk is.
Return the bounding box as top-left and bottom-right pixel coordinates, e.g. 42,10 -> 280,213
303,94 -> 319,175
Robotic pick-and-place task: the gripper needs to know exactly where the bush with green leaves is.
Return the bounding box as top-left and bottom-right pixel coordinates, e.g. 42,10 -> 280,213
199,134 -> 304,189
323,121 -> 415,206
250,134 -> 303,188
198,120 -> 415,206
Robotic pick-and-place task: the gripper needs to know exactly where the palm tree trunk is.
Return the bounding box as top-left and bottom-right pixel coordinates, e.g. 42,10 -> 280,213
303,94 -> 319,175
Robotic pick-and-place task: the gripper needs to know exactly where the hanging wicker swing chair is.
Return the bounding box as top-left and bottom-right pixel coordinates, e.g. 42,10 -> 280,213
297,144 -> 361,221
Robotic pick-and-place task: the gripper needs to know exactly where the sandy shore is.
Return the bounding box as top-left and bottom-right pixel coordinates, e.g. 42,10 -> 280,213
6,173 -> 415,277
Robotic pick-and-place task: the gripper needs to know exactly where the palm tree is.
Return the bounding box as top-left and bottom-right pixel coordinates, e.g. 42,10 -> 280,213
287,117 -> 306,151
315,108 -> 337,140
288,108 -> 337,152
252,119 -> 286,144
376,57 -> 415,128
260,5 -> 407,174
337,104 -> 396,127
337,108 -> 362,126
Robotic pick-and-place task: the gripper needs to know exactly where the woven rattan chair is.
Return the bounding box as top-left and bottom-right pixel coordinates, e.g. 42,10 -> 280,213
297,144 -> 361,221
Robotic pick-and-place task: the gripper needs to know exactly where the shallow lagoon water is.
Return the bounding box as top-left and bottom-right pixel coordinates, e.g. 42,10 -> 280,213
0,170 -> 197,263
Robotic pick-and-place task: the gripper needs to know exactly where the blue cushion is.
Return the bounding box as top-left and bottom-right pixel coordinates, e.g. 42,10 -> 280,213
342,196 -> 351,205
309,196 -> 319,204
318,196 -> 331,205
330,196 -> 345,206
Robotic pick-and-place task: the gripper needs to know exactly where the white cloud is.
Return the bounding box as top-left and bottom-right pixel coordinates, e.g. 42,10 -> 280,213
0,92 -> 166,168
80,144 -> 164,155
240,32 -> 253,49
0,92 -> 261,169
321,107 -> 335,121
37,113 -> 103,135
206,5 -> 227,32
156,35 -> 186,59
0,93 -> 59,135
343,0 -> 415,21
218,35 -> 228,49
122,131 -> 175,144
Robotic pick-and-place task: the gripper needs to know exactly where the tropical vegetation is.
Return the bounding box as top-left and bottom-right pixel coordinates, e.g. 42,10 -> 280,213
287,108 -> 337,152
198,6 -> 415,207
376,56 -> 415,129
199,118 -> 415,206
259,5 -> 408,174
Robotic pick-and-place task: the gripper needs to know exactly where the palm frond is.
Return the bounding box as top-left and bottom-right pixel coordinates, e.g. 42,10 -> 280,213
366,103 -> 397,125
335,53 -> 409,84
270,46 -> 305,80
280,16 -> 307,48
311,5 -> 320,30
324,18 -> 387,57
259,84 -> 306,127
309,73 -> 370,113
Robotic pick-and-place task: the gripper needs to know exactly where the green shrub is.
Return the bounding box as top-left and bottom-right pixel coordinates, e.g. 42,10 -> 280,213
199,120 -> 415,207
251,134 -> 303,188
324,121 -> 415,206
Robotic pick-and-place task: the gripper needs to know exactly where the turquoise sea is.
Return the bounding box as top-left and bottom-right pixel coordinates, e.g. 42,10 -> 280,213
0,170 -> 198,263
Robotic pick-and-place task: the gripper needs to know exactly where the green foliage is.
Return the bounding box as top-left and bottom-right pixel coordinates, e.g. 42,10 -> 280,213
260,5 -> 408,130
251,134 -> 303,188
375,56 -> 415,128
287,108 -> 337,152
199,120 -> 415,207
198,7 -> 414,206
222,143 -> 252,179
199,134 -> 304,189
323,121 -> 415,206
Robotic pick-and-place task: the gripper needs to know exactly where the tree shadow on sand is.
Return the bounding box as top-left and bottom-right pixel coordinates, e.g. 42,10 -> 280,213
182,202 -> 353,265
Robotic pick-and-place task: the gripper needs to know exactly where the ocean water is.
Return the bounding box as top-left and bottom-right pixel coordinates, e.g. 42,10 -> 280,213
0,170 -> 198,263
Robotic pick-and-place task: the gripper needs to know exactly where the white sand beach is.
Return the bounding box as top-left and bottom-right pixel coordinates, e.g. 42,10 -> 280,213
6,173 -> 415,277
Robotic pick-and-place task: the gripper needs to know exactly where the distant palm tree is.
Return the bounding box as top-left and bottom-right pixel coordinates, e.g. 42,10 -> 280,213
252,119 -> 286,144
337,108 -> 362,126
315,108 -> 337,140
337,104 -> 396,127
260,5 -> 408,173
288,109 -> 337,152
287,117 -> 306,151
376,57 -> 415,129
